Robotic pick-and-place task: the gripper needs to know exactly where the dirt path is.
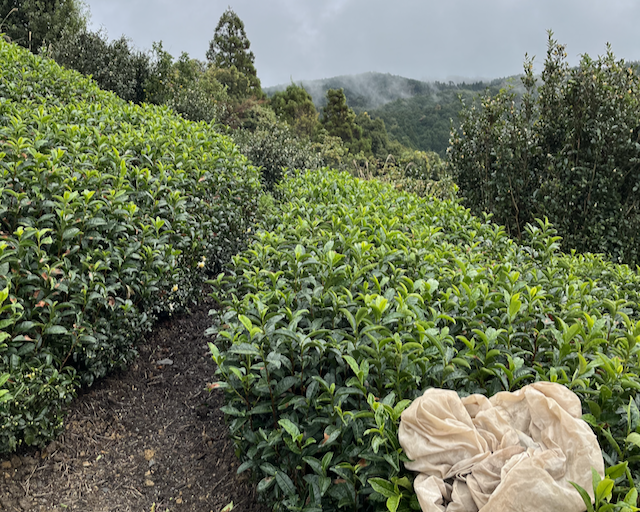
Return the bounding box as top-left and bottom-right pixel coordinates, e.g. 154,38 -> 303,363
0,299 -> 270,512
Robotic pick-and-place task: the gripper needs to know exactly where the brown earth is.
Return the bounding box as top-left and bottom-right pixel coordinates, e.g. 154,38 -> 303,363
0,298 -> 271,512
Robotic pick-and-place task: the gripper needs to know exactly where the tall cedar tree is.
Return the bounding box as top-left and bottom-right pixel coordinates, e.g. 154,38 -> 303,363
206,7 -> 261,97
322,88 -> 363,150
1,0 -> 85,51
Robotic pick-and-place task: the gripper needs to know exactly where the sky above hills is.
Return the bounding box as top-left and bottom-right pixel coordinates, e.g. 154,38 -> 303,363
84,0 -> 640,87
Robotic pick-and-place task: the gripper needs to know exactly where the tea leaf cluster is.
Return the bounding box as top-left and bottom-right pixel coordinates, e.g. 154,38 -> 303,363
210,169 -> 640,511
0,40 -> 261,452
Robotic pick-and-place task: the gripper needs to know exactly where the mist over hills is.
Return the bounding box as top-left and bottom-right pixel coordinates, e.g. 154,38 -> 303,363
265,72 -> 435,111
265,72 -> 514,112
266,72 -> 516,156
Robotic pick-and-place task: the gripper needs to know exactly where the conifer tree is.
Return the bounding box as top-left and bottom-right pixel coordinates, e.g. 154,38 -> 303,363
270,83 -> 319,138
321,88 -> 363,149
206,7 -> 261,97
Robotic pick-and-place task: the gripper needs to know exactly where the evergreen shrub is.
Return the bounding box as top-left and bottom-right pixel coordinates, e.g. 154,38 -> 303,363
450,34 -> 640,266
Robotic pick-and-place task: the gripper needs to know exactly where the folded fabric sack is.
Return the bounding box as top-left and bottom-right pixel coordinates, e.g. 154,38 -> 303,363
398,382 -> 604,512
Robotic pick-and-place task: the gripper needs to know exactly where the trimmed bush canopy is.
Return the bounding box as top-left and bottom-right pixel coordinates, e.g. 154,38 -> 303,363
0,39 -> 260,452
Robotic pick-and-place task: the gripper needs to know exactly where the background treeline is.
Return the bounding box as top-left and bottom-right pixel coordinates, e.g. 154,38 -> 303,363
0,0 -> 456,199
4,1 -> 640,267
267,74 -> 510,156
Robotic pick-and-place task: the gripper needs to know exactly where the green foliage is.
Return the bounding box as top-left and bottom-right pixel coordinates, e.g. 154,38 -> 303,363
267,74 -> 511,157
363,150 -> 458,201
232,122 -> 323,192
210,169 -> 640,510
369,87 -> 478,156
49,28 -> 151,104
142,41 -> 175,106
161,50 -> 229,123
0,0 -> 86,51
53,34 -> 229,122
0,39 -> 261,452
450,33 -> 640,266
354,112 -> 395,159
572,465 -> 640,512
321,88 -> 364,153
210,65 -> 261,103
230,100 -> 278,131
310,132 -> 350,171
319,90 -> 409,162
206,7 -> 261,99
270,83 -> 320,139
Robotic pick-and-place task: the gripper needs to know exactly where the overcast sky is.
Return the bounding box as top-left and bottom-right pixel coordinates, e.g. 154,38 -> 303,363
84,0 -> 640,87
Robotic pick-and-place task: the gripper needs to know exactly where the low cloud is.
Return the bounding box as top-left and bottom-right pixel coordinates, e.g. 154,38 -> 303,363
85,0 -> 640,87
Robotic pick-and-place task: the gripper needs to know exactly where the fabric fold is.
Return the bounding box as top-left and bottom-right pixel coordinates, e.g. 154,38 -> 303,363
399,383 -> 604,512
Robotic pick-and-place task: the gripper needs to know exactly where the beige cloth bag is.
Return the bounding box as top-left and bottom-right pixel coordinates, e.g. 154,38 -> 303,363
398,382 -> 604,512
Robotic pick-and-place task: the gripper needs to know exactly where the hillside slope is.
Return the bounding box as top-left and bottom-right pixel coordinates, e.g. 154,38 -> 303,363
0,39 -> 260,452
265,72 -> 434,110
210,169 -> 640,510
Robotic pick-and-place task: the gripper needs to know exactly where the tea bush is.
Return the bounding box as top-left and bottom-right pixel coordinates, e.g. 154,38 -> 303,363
357,150 -> 458,202
0,39 -> 261,452
209,169 -> 640,511
450,33 -> 640,266
232,122 -> 324,192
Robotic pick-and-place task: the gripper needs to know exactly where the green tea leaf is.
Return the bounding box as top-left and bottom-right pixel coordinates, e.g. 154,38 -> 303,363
278,418 -> 300,439
368,478 -> 396,499
386,495 -> 401,512
569,481 -> 594,512
626,433 -> 640,450
276,471 -> 297,496
238,315 -> 253,333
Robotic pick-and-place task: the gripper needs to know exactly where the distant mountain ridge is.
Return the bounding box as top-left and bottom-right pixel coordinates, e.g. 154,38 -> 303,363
265,71 -> 514,112
266,72 -> 519,156
265,72 -> 435,111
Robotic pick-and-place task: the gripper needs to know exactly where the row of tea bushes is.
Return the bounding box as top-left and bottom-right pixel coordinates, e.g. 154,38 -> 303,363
209,169 -> 640,511
0,40 -> 261,452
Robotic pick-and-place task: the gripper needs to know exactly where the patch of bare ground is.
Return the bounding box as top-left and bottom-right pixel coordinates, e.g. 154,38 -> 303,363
0,299 -> 270,512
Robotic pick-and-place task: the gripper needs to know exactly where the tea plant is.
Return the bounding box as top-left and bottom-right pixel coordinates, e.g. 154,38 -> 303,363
0,39 -> 261,452
209,170 -> 640,511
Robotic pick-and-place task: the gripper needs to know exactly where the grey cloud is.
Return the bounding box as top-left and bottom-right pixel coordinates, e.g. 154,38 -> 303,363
84,0 -> 640,87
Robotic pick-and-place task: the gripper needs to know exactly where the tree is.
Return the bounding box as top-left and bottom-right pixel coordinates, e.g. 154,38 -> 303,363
321,88 -> 364,153
270,83 -> 319,138
143,41 -> 175,105
209,64 -> 253,101
450,33 -> 640,265
0,0 -> 86,51
355,112 -> 395,158
51,29 -> 150,103
146,48 -> 229,123
206,7 -> 261,98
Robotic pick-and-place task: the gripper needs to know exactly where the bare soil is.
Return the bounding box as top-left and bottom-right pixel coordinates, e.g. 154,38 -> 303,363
0,299 -> 270,512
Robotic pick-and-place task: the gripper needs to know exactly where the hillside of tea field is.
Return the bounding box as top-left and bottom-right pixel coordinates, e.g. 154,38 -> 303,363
209,170 -> 640,511
2,39 -> 640,512
0,38 -> 259,453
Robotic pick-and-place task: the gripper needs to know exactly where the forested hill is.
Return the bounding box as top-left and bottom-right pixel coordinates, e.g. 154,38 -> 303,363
366,77 -> 514,156
265,72 -> 434,110
267,72 -> 518,156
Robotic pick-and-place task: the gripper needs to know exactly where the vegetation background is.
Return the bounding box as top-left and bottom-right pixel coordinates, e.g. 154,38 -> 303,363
2,1 -> 640,511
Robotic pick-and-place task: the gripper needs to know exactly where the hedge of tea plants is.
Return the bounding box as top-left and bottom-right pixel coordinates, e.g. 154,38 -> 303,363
0,39 -> 261,452
209,169 -> 640,511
